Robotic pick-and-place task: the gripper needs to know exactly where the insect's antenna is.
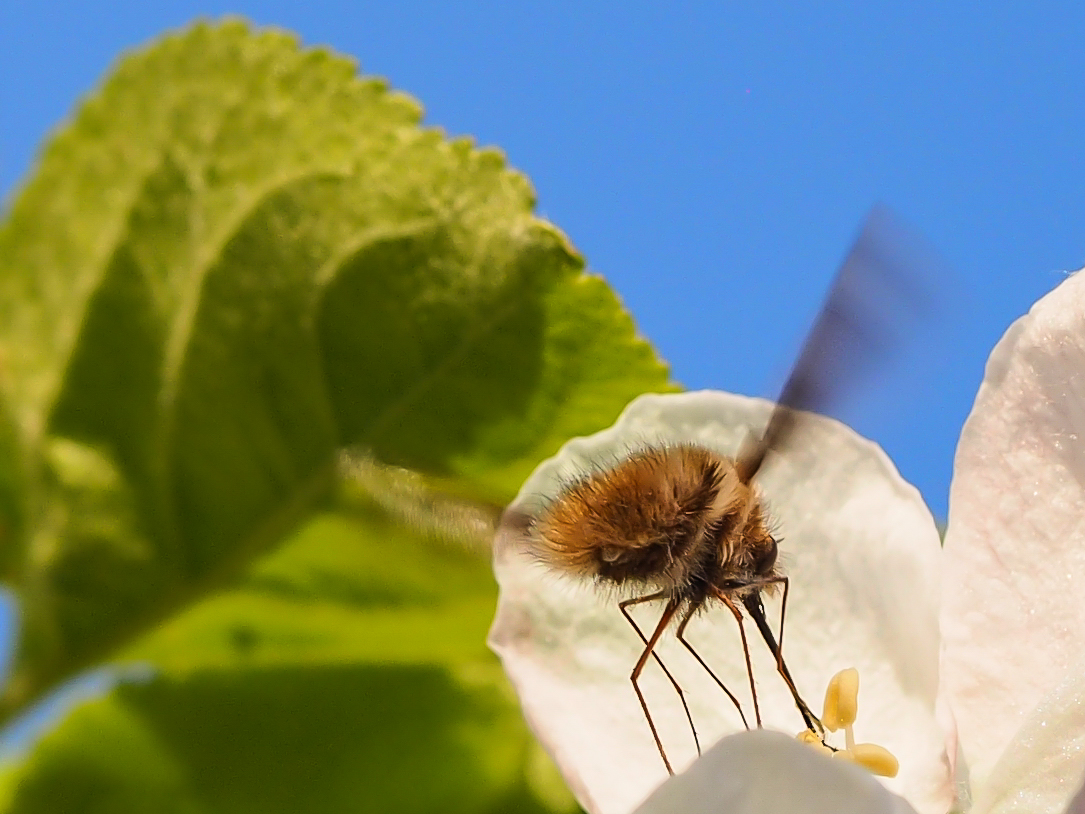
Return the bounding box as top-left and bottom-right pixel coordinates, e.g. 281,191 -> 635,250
741,590 -> 823,735
627,596 -> 684,775
736,204 -> 937,483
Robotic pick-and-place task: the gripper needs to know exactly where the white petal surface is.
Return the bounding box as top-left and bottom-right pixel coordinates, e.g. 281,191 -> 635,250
489,391 -> 951,814
634,730 -> 919,814
971,660 -> 1085,814
941,269 -> 1085,797
1063,771 -> 1085,814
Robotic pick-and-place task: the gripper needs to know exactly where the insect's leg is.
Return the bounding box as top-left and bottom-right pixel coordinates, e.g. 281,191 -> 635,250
626,596 -> 682,775
769,576 -> 789,673
619,593 -> 700,757
743,576 -> 791,674
675,604 -> 750,731
741,588 -> 824,735
711,588 -> 762,728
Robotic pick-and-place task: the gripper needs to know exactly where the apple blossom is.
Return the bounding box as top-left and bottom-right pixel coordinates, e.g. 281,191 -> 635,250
940,268 -> 1085,814
488,268 -> 1085,814
633,730 -> 917,814
489,389 -> 953,814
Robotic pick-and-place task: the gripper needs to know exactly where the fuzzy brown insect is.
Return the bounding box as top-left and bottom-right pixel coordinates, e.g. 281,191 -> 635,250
526,205 -> 933,774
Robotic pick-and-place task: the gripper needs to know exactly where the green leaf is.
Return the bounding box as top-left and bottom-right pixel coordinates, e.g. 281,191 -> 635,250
0,17 -> 670,811
0,506 -> 578,813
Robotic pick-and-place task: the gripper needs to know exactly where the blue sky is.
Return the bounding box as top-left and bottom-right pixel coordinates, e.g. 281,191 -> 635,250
3,1 -> 1084,523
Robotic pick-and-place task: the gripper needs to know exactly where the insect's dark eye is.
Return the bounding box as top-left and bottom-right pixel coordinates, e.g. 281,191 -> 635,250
755,537 -> 778,575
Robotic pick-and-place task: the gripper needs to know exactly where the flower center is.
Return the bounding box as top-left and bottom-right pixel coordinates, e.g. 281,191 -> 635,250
796,667 -> 899,778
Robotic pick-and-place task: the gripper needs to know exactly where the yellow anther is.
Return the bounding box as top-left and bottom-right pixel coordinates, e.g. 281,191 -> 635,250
795,729 -> 821,745
814,668 -> 896,778
822,667 -> 860,732
850,743 -> 899,778
795,729 -> 833,755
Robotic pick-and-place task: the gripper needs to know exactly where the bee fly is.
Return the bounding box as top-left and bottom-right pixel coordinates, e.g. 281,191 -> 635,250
521,205 -> 932,774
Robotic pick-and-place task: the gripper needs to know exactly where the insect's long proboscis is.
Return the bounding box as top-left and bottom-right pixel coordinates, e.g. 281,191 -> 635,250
741,590 -> 824,736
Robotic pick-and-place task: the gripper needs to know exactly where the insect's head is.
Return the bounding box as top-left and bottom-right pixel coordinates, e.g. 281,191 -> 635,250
753,535 -> 779,577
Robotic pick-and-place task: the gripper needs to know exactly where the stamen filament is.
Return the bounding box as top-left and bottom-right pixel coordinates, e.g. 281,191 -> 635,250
797,667 -> 898,778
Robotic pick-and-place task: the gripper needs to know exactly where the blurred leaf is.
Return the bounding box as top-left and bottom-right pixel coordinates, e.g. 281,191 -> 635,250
0,504 -> 579,812
0,16 -> 672,814
0,18 -> 672,724
337,453 -> 500,551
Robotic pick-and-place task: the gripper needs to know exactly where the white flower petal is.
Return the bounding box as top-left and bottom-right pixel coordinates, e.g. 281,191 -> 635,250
971,659 -> 1085,814
489,391 -> 952,814
941,268 -> 1085,797
1063,770 -> 1085,814
634,730 -> 919,814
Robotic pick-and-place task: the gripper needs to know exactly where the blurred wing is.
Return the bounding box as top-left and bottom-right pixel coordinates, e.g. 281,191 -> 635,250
735,204 -> 939,483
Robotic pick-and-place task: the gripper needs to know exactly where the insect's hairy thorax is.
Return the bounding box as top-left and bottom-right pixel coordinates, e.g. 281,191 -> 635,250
533,445 -> 779,603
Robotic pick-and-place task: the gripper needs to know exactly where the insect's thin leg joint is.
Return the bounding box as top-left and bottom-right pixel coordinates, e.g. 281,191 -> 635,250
620,593 -> 700,757
675,604 -> 750,730
627,596 -> 683,776
713,588 -> 762,728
